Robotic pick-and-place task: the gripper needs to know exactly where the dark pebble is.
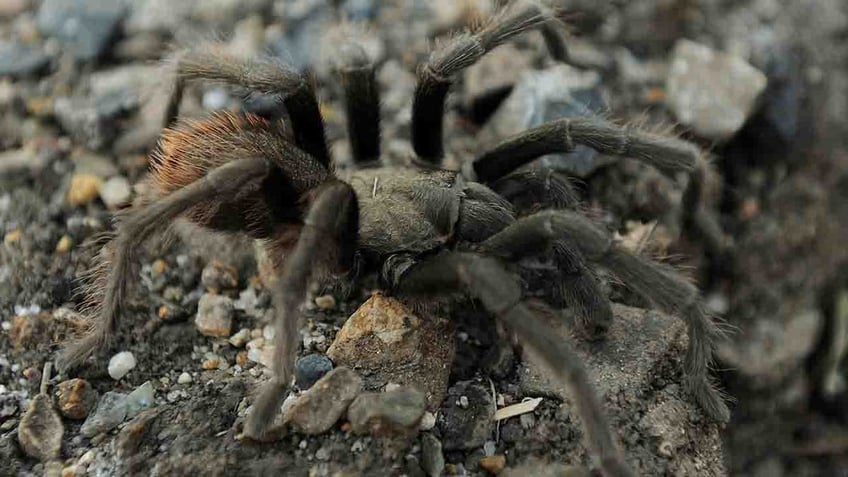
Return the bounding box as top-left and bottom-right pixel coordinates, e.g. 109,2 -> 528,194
295,354 -> 334,390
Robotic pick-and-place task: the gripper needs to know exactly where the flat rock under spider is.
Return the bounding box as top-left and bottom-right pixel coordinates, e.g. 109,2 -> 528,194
56,3 -> 730,476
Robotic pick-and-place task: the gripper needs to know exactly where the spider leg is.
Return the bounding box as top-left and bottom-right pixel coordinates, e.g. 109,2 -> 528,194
489,168 -> 580,211
57,158 -> 270,373
412,1 -> 566,164
244,181 -> 359,440
493,0 -> 570,62
394,252 -> 633,477
472,117 -> 728,255
477,223 -> 612,340
336,44 -> 381,165
482,210 -> 731,422
164,49 -> 331,167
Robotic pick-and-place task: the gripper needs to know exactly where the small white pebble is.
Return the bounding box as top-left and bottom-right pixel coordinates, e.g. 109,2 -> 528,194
385,382 -> 402,393
458,396 -> 469,408
1,321 -> 10,331
483,440 -> 496,456
419,411 -> 436,431
299,439 -> 308,449
229,328 -> 251,347
108,351 -> 137,380
263,325 -> 276,340
177,372 -> 193,384
314,294 -> 336,310
351,439 -> 365,452
78,450 -> 95,466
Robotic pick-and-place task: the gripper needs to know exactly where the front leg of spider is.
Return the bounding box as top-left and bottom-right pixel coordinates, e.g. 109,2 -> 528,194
244,181 -> 359,440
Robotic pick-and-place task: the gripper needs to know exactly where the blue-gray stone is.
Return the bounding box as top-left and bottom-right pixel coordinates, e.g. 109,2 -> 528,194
482,64 -> 612,177
37,0 -> 127,61
295,354 -> 334,390
0,42 -> 50,78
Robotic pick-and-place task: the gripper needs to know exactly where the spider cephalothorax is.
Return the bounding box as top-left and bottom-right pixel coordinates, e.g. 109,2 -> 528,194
58,3 -> 729,476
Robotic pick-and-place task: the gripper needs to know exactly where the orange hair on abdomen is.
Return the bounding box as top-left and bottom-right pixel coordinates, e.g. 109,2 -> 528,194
150,112 -> 290,197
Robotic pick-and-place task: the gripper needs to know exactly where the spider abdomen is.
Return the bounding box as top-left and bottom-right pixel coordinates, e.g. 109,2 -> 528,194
150,112 -> 328,237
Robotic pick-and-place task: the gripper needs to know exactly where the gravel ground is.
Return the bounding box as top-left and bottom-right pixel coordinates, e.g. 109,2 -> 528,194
1,0 -> 847,476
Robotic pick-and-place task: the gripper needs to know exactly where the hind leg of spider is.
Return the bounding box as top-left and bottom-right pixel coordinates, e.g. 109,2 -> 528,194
394,252 -> 633,477
412,2 -> 566,164
163,49 -> 331,166
488,168 -> 580,212
244,181 -> 359,440
476,220 -> 612,340
56,158 -> 270,373
486,210 -> 731,422
472,117 -> 729,255
336,43 -> 381,165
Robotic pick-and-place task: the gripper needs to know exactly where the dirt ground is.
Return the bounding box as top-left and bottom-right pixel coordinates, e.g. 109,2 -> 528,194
1,1 -> 847,476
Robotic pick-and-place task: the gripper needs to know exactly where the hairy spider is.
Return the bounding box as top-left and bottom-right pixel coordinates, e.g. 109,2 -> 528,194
57,3 -> 729,476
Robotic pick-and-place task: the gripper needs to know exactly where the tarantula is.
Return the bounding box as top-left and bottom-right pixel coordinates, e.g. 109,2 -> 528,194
57,3 -> 729,476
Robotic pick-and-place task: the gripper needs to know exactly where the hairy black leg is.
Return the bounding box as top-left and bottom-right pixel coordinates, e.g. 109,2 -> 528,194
412,2 -> 563,163
245,181 -> 359,440
472,117 -> 728,255
57,158 -> 270,373
490,168 -> 579,211
483,210 -> 731,422
165,50 -> 331,167
477,221 -> 612,340
394,252 -> 633,477
473,117 -> 703,182
336,44 -> 381,164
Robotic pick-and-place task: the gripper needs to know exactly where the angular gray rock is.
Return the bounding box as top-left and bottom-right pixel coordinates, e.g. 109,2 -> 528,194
0,42 -> 50,78
347,388 -> 426,438
37,0 -> 127,61
81,391 -> 129,437
283,367 -> 362,435
480,63 -> 611,177
666,39 -> 768,140
517,304 -> 726,475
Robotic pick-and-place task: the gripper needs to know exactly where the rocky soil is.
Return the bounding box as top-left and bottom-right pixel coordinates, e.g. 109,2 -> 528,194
1,0 -> 847,476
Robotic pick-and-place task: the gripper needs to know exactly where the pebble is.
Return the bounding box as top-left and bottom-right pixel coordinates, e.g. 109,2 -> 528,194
18,394 -> 63,461
283,367 -> 362,435
480,64 -> 610,177
295,354 -> 334,390
228,328 -> 251,348
479,455 -> 506,474
36,0 -> 127,61
66,174 -> 102,206
0,41 -> 50,78
98,176 -> 131,209
347,387 -> 426,438
53,94 -> 132,150
177,372 -> 192,384
107,351 -> 136,380
421,433 -> 445,477
439,381 -> 494,451
195,293 -> 234,337
55,235 -> 72,253
314,294 -> 336,310
55,378 -> 98,419
666,39 -> 768,140
419,411 -> 436,431
125,381 -> 155,417
80,391 -> 128,437
201,260 -> 239,292
327,294 -> 454,409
